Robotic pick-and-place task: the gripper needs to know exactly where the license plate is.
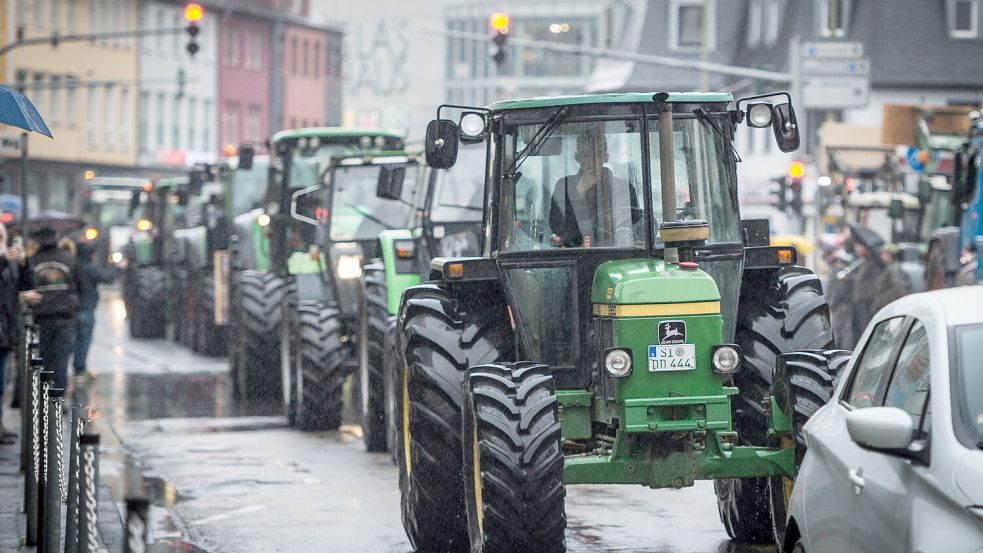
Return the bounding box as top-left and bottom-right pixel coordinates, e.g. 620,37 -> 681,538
648,344 -> 696,371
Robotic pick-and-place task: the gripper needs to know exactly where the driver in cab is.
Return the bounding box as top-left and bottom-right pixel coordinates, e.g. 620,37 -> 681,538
549,129 -> 641,247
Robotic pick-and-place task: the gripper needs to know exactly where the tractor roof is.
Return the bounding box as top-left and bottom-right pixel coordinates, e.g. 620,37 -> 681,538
488,92 -> 733,111
153,177 -> 187,189
331,150 -> 420,166
271,127 -> 403,144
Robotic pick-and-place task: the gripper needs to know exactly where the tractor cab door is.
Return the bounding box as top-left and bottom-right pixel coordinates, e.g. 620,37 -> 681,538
420,142 -> 486,265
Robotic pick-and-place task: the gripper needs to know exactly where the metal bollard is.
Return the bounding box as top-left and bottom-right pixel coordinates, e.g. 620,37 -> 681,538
64,406 -> 89,553
36,371 -> 54,550
24,363 -> 46,545
43,388 -> 65,553
124,497 -> 150,553
77,433 -> 100,553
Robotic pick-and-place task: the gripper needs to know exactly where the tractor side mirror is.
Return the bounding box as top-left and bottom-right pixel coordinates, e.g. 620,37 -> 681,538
376,165 -> 406,201
772,103 -> 800,153
128,190 -> 140,216
888,198 -> 904,219
290,184 -> 322,226
175,190 -> 190,206
238,144 -> 255,170
425,119 -> 459,169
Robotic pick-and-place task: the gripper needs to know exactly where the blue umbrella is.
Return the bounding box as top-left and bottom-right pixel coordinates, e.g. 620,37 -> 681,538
0,84 -> 52,138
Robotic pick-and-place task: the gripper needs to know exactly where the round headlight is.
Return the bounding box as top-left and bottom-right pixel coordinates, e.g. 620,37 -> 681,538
604,348 -> 633,377
297,137 -> 309,150
309,136 -> 321,149
460,113 -> 486,137
257,213 -> 271,227
374,136 -> 386,148
712,345 -> 741,374
747,103 -> 774,128
360,136 -> 372,149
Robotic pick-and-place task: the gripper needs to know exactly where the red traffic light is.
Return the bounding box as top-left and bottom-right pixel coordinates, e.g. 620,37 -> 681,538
787,160 -> 805,180
490,12 -> 510,33
184,2 -> 204,23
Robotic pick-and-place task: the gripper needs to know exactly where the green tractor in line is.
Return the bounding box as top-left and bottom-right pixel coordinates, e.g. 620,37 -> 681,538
395,92 -> 841,552
357,142 -> 486,452
228,128 -> 404,407
78,176 -> 148,268
122,177 -> 187,339
170,149 -> 269,356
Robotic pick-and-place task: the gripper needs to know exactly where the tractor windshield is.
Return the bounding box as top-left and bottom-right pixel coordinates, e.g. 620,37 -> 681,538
329,163 -> 418,241
497,113 -> 740,253
229,158 -> 269,217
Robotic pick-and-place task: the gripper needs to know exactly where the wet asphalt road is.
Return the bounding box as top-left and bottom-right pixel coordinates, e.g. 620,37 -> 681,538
82,288 -> 771,553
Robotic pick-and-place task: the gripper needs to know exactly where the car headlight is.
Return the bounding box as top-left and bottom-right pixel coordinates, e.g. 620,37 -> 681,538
604,348 -> 633,377
336,254 -> 363,279
712,345 -> 741,374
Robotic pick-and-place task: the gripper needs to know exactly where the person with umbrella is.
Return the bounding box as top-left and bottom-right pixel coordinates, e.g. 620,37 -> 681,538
27,225 -> 81,392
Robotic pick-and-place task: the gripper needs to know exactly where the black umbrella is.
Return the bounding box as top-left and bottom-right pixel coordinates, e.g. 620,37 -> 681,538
848,224 -> 886,253
0,85 -> 52,138
9,210 -> 85,235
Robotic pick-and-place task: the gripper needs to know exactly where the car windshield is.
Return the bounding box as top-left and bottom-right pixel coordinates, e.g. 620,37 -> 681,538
497,113 -> 739,253
229,158 -> 269,217
329,163 -> 417,241
96,202 -> 130,227
430,142 -> 485,223
954,323 -> 983,447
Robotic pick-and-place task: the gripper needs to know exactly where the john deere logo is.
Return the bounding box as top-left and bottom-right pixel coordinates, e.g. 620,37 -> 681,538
658,320 -> 686,345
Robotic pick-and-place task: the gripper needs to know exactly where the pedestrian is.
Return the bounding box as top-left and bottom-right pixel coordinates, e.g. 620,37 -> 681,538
73,241 -> 118,379
28,225 -> 81,392
0,223 -> 36,442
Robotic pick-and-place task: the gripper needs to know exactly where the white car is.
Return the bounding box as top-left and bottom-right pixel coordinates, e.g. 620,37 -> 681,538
784,287 -> 983,553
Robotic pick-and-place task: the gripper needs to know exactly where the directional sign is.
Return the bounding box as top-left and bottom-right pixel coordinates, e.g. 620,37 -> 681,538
802,76 -> 870,109
802,58 -> 870,75
803,41 -> 864,59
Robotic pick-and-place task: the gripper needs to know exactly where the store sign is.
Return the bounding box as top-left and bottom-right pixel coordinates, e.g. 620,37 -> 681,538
0,136 -> 21,153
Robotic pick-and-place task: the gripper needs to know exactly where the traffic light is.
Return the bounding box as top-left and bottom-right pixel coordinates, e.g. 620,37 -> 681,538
787,160 -> 805,215
184,2 -> 203,56
490,11 -> 509,65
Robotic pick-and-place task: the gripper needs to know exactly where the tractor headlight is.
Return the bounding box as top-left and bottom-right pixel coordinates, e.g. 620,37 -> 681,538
712,345 -> 741,374
110,251 -> 123,264
336,254 -> 363,279
604,348 -> 633,377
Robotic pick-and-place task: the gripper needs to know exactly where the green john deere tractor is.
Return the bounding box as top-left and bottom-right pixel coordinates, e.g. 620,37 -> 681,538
122,177 -> 188,339
171,148 -> 268,356
228,128 -> 404,404
283,150 -> 421,430
358,141 -> 485,451
395,92 -> 840,552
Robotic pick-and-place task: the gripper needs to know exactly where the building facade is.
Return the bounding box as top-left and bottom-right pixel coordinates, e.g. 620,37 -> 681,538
217,9 -> 271,149
4,0 -> 140,214
280,21 -> 339,129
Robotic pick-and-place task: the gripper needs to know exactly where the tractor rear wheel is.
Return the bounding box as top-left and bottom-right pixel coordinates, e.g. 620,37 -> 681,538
769,349 -> 851,547
717,266 -> 834,544
462,362 -> 565,553
173,266 -> 195,346
195,269 -> 226,356
396,282 -> 513,552
359,261 -> 389,451
294,301 -> 345,431
383,321 -> 399,460
234,270 -> 284,401
128,266 -> 167,339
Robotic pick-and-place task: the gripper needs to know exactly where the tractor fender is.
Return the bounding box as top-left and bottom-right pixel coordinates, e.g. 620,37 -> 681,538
232,209 -> 264,271
174,226 -> 208,271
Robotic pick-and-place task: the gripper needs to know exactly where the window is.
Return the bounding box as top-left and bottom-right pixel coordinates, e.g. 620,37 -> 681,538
87,86 -> 98,146
222,102 -> 239,145
765,0 -> 782,44
65,78 -> 77,126
245,104 -> 262,141
49,76 -> 61,126
954,324 -> 983,447
291,38 -> 298,74
33,0 -> 45,28
302,40 -> 310,77
883,322 -> 931,437
245,31 -> 263,71
747,0 -> 762,47
156,9 -> 165,52
172,95 -> 181,149
31,74 -> 46,131
104,85 -> 114,148
139,92 -> 149,151
67,0 -> 77,33
51,0 -> 61,31
187,98 -> 197,151
224,27 -> 241,67
88,0 -> 96,34
119,88 -> 130,148
949,0 -> 979,38
313,42 -> 321,78
819,0 -> 848,38
156,92 -> 165,148
844,317 -> 907,408
670,0 -> 715,52
203,100 -> 213,152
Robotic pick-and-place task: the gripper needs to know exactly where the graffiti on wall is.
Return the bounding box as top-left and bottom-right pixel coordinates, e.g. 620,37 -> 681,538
346,19 -> 411,97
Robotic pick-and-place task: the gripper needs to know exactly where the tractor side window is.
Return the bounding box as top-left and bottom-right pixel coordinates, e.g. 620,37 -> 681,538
499,118 -> 645,252
430,142 -> 485,223
648,116 -> 740,245
883,321 -> 931,438
329,164 -> 417,241
843,316 -> 906,408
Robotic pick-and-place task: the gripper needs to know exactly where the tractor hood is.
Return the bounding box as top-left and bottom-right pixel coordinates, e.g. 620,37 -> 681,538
591,259 -> 721,306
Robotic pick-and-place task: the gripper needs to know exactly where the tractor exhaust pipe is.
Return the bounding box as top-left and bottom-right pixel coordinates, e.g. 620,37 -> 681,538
653,93 -> 678,262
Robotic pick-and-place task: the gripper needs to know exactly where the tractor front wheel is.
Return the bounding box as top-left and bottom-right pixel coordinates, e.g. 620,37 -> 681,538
127,266 -> 167,339
462,362 -> 566,553
719,266 -> 835,544
195,269 -> 226,356
768,349 -> 851,547
359,261 -> 389,451
396,282 -> 513,552
234,271 -> 284,401
294,301 -> 345,431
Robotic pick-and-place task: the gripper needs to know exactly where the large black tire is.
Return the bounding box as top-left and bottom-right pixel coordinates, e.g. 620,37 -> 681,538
195,270 -> 227,356
173,266 -> 195,347
383,320 -> 399,460
716,266 -> 834,544
462,362 -> 566,553
233,271 -> 284,401
294,301 -> 346,431
359,261 -> 389,451
396,282 -> 513,552
127,266 -> 167,339
769,349 -> 851,548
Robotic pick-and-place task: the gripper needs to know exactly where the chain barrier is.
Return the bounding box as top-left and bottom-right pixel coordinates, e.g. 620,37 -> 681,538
55,395 -> 67,503
40,378 -> 50,484
31,368 -> 40,482
78,434 -> 101,553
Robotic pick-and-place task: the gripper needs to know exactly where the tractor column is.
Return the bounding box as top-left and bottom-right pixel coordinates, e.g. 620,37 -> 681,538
654,92 -> 680,263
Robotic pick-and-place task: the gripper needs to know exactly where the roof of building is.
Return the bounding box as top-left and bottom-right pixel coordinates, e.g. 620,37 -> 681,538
488,92 -> 733,111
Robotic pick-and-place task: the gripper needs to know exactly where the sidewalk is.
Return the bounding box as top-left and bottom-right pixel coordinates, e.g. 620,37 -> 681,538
0,406 -> 29,552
